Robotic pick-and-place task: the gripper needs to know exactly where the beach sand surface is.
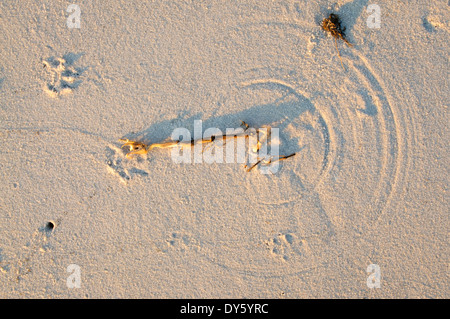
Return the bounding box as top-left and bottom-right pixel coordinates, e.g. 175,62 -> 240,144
0,0 -> 448,298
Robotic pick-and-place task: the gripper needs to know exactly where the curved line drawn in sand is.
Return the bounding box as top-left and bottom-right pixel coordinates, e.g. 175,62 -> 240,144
105,14 -> 413,278
172,76 -> 336,277
42,53 -> 85,97
100,70 -> 338,277
347,54 -> 412,231
331,54 -> 408,233
238,78 -> 332,180
179,47 -> 412,277
249,13 -> 411,232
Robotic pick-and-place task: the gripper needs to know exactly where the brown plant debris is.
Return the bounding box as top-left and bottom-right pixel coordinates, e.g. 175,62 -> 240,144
322,13 -> 353,69
120,121 -> 296,172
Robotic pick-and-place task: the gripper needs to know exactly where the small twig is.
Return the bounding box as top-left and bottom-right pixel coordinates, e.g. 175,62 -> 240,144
335,37 -> 345,70
120,122 -> 296,172
245,160 -> 262,172
245,153 -> 297,172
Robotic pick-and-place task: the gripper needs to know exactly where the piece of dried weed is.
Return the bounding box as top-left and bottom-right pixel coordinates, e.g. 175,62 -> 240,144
322,13 -> 352,70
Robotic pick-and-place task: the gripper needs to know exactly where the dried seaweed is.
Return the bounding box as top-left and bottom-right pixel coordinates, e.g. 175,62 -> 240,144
322,14 -> 352,70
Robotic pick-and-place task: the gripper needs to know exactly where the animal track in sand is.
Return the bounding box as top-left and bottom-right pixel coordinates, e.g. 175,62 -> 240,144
266,233 -> 310,262
42,55 -> 84,97
154,232 -> 200,255
105,145 -> 149,184
166,233 -> 192,252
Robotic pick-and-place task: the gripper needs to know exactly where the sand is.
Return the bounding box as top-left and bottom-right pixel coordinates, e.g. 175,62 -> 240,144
0,0 -> 448,298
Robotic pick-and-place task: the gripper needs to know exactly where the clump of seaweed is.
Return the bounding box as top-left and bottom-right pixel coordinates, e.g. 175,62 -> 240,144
322,13 -> 352,69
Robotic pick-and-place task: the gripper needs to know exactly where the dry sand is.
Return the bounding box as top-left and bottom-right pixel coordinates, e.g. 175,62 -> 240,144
0,0 -> 448,298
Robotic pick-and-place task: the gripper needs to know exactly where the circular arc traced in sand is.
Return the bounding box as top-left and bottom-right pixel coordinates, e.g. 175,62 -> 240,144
187,22 -> 412,277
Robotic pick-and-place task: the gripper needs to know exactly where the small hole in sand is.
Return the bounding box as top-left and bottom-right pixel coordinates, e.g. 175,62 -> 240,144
45,221 -> 55,231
